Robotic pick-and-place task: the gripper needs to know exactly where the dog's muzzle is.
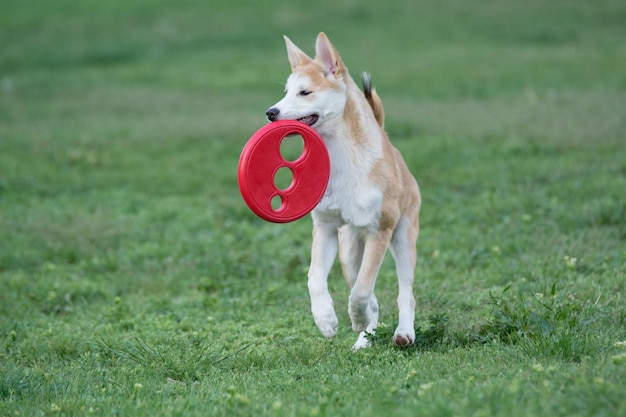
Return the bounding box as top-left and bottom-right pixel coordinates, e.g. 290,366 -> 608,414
266,107 -> 280,122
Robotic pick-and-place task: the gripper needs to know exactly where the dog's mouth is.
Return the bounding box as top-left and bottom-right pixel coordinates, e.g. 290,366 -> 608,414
297,114 -> 319,126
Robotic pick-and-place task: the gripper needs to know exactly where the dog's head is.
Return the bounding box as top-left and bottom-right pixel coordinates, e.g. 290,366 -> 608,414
266,33 -> 347,131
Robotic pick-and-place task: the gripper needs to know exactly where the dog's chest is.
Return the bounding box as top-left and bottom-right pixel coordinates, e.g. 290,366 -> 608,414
314,139 -> 383,229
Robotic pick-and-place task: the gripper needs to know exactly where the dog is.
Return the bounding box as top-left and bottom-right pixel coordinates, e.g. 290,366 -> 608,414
266,33 -> 421,349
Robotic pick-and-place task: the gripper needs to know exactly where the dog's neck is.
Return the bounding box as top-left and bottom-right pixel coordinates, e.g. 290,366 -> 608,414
316,74 -> 383,153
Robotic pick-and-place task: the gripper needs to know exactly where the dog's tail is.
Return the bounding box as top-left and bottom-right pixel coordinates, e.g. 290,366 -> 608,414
362,72 -> 385,128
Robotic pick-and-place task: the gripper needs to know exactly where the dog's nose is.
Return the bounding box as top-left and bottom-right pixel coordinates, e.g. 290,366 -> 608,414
266,107 -> 280,122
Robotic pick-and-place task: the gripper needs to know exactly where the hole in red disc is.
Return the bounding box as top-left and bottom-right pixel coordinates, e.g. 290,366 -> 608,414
280,134 -> 305,162
270,195 -> 283,211
274,166 -> 294,191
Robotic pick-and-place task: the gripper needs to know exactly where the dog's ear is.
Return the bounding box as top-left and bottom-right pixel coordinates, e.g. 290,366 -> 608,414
284,35 -> 312,71
315,32 -> 344,78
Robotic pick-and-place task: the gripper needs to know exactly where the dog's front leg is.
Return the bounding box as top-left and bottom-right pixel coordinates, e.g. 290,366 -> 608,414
308,221 -> 339,339
348,228 -> 393,332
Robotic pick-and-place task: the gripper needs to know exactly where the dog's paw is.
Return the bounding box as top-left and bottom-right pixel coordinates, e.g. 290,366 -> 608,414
350,318 -> 370,333
352,331 -> 372,351
312,308 -> 339,339
392,326 -> 415,347
348,296 -> 372,333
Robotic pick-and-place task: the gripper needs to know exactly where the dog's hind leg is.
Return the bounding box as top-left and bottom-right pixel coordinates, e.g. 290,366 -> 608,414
308,220 -> 340,339
389,214 -> 419,347
338,225 -> 363,288
339,226 -> 378,349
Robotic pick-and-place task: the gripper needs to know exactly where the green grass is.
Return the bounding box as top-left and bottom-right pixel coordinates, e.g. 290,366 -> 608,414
1,0 -> 626,415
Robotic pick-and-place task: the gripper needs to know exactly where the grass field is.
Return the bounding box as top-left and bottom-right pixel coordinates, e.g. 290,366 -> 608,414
1,0 -> 626,415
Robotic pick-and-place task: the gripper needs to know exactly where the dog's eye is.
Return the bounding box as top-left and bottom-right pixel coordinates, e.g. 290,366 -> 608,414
299,89 -> 312,96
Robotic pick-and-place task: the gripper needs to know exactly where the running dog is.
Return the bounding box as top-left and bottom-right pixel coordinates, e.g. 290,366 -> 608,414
266,33 -> 421,349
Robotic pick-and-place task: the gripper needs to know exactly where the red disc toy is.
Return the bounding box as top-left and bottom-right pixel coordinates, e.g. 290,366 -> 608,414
238,120 -> 330,223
